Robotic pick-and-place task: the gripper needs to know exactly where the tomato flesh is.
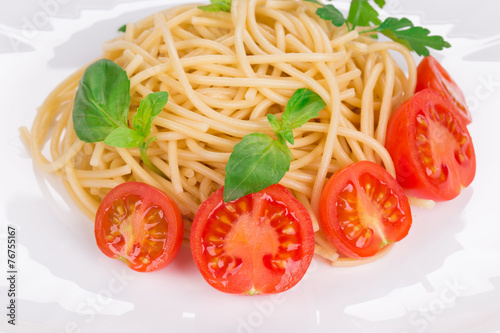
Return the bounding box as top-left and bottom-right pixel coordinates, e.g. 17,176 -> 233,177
319,161 -> 412,258
191,184 -> 314,294
95,182 -> 184,272
385,89 -> 476,201
416,55 -> 472,125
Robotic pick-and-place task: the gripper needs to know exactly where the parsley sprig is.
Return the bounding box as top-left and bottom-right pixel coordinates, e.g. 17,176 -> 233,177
223,89 -> 325,202
304,0 -> 346,27
72,59 -> 169,178
361,17 -> 451,56
198,0 -> 231,13
198,0 -> 450,56
346,0 -> 386,31
304,0 -> 450,56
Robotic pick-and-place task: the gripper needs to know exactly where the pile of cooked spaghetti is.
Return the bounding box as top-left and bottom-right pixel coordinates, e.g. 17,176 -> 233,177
21,0 -> 420,266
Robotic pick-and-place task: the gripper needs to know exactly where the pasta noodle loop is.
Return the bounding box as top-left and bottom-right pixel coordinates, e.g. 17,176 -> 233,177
23,0 -> 418,266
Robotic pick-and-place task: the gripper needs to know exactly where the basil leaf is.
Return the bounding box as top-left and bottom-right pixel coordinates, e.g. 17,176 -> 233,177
104,127 -> 144,148
223,88 -> 325,202
267,114 -> 293,145
282,88 -> 325,130
373,0 -> 385,8
118,24 -> 126,32
303,0 -> 321,4
223,133 -> 292,202
72,59 -> 131,142
267,113 -> 282,134
133,91 -> 169,138
280,128 -> 295,145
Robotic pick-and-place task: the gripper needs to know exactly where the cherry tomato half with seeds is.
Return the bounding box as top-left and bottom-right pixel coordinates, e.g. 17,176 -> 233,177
95,182 -> 184,272
319,161 -> 412,258
416,55 -> 472,125
190,184 -> 315,295
385,89 -> 476,201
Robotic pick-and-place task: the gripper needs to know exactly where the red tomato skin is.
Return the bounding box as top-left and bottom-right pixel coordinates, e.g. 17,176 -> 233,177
416,55 -> 472,125
319,161 -> 412,259
190,184 -> 315,295
384,96 -> 424,192
95,182 -> 184,272
385,89 -> 476,201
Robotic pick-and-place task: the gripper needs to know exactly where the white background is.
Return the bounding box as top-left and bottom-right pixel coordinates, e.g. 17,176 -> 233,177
1,0 -> 500,332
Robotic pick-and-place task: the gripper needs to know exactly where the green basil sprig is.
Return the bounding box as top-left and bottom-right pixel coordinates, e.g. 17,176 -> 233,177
223,88 -> 326,202
72,59 -> 168,178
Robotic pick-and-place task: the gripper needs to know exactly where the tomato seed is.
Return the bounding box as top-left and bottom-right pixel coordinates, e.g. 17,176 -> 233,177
238,201 -> 248,212
218,215 -> 232,225
116,204 -> 125,216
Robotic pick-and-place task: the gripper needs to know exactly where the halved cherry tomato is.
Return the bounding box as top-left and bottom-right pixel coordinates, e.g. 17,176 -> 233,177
95,182 -> 184,272
385,89 -> 476,201
319,161 -> 412,258
416,55 -> 472,125
190,184 -> 315,295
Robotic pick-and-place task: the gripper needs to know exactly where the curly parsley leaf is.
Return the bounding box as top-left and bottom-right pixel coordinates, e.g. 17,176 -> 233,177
223,88 -> 325,202
198,0 -> 231,13
362,17 -> 452,56
304,0 -> 451,55
347,0 -> 382,29
317,5 -> 345,27
304,0 -> 345,27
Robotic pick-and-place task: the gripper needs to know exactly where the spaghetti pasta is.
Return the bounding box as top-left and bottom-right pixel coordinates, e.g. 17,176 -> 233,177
21,0 -> 419,266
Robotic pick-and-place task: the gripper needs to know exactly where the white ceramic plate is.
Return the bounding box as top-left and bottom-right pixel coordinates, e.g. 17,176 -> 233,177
1,1 -> 500,332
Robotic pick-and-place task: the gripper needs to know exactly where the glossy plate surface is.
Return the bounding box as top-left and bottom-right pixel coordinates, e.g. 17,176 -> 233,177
1,0 -> 499,332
